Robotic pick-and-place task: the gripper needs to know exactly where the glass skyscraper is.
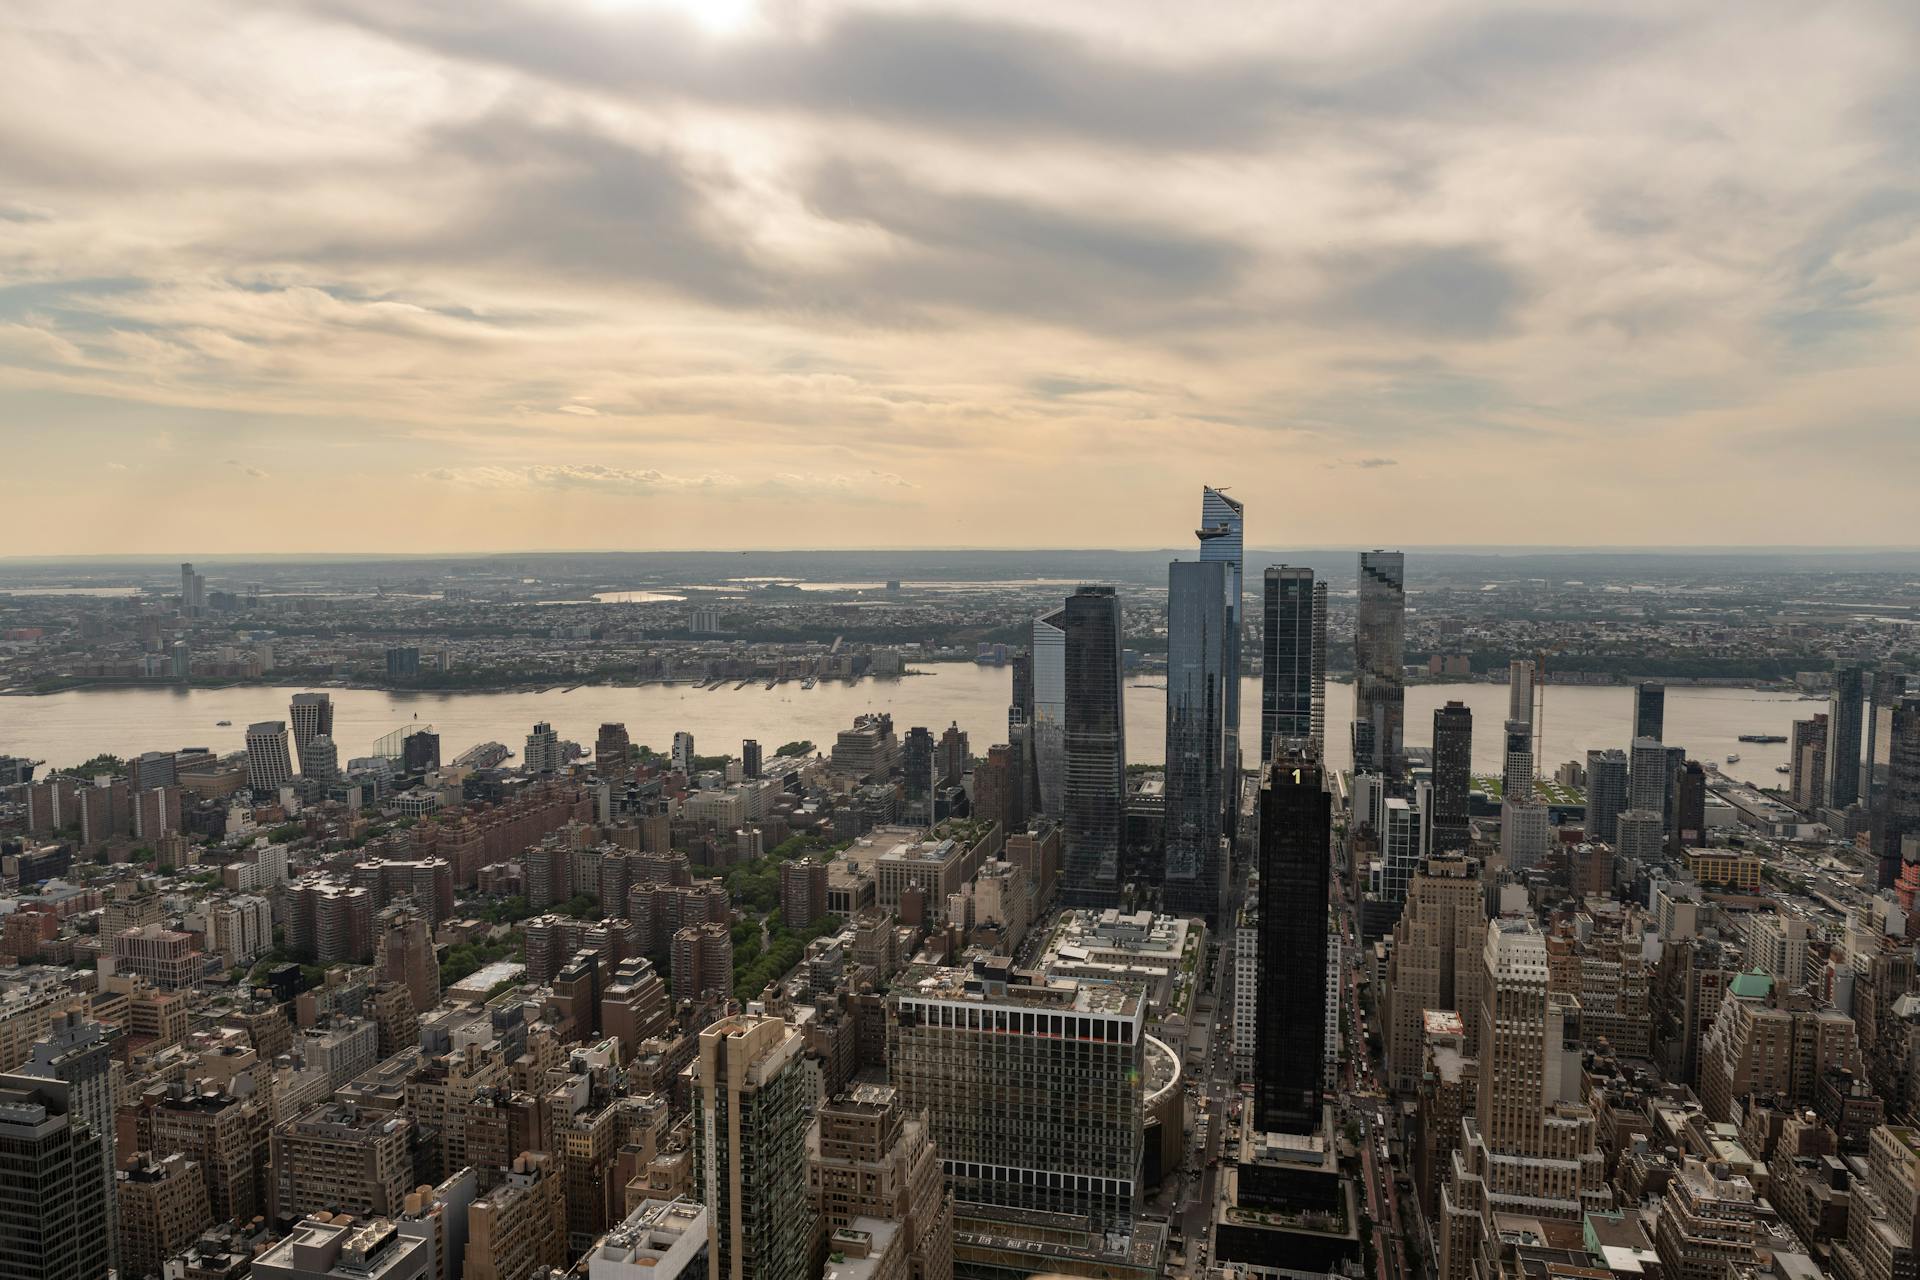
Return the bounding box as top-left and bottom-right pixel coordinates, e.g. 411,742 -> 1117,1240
1164,559 -> 1227,922
1199,487 -> 1244,836
1030,612 -> 1066,817
1431,701 -> 1473,853
1057,587 -> 1125,907
1827,665 -> 1866,811
1254,752 -> 1331,1136
1354,550 -> 1406,779
1260,566 -> 1319,761
1632,681 -> 1666,744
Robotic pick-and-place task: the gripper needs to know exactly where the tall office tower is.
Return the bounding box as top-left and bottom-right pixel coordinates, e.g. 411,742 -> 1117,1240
20,1014 -> 119,1270
524,722 -> 562,775
401,730 -> 439,774
1502,719 -> 1535,803
1165,559 -> 1228,922
179,562 -> 206,615
1438,921 -> 1611,1280
1056,587 -> 1126,908
1632,682 -> 1666,744
1866,668 -> 1907,806
290,692 -> 335,762
937,722 -> 968,788
1628,737 -> 1669,816
597,723 -> 632,774
1354,551 -> 1407,779
378,904 -> 439,1017
692,1017 -> 816,1280
1872,698 -> 1920,891
1507,660 -> 1535,730
1009,648 -> 1035,732
0,1075 -> 112,1280
1790,715 -> 1829,811
1670,760 -> 1707,853
807,1085 -> 954,1280
1384,854 -> 1486,1093
1198,487 -> 1245,792
672,731 -> 696,775
888,961 -> 1145,1233
740,739 -> 762,780
1381,794 -> 1425,906
1030,614 -> 1067,817
1254,753 -> 1332,1135
1584,750 -> 1629,844
1827,666 -> 1868,810
1430,703 -> 1474,854
1260,566 -> 1317,759
244,721 -> 294,793
1498,799 -> 1548,873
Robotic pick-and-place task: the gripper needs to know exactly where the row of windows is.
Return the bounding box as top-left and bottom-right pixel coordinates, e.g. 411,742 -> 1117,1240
897,1001 -> 1136,1042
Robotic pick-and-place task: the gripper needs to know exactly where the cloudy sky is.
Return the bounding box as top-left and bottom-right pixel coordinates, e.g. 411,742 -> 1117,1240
3,0 -> 1917,554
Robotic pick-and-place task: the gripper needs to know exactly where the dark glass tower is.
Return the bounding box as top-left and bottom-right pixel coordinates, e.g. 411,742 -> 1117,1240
1585,749 -> 1628,843
1431,701 -> 1473,853
1260,566 -> 1317,760
1199,488 -> 1245,776
1872,697 -> 1920,890
0,1074 -> 112,1280
1165,560 -> 1227,922
1058,587 -> 1126,907
1354,551 -> 1406,779
1670,759 -> 1707,853
1827,665 -> 1867,810
1254,753 -> 1331,1136
1632,682 -> 1665,744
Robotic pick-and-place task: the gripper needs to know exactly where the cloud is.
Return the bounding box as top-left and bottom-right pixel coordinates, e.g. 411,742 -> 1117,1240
422,464 -> 727,491
1319,245 -> 1526,340
224,458 -> 269,479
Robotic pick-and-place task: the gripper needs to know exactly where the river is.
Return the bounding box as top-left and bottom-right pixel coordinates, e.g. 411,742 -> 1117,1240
0,666 -> 1822,788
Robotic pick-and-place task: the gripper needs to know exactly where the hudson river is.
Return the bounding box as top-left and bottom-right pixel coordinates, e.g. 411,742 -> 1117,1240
1,666 -> 1820,788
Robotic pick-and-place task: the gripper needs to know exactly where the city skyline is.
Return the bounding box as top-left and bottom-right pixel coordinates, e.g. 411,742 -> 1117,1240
5,3 -> 1920,553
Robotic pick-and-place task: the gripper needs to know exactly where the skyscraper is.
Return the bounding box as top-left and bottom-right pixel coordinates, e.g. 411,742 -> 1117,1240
1585,749 -> 1628,844
290,692 -> 334,764
1354,550 -> 1407,779
1501,719 -> 1534,804
1165,559 -> 1228,922
1632,682 -> 1666,744
740,738 -> 762,779
672,731 -> 696,775
1871,697 -> 1920,891
597,723 -> 632,774
692,1017 -> 817,1280
1260,566 -> 1318,760
807,1085 -> 953,1280
1431,703 -> 1473,854
1628,737 -> 1669,816
1029,614 -> 1066,817
525,722 -> 562,775
1254,753 -> 1332,1136
20,1014 -> 120,1271
0,1074 -> 112,1280
244,721 -> 294,794
1056,587 -> 1125,908
1866,668 -> 1907,807
1198,487 -> 1245,792
1507,660 -> 1535,730
1827,665 -> 1868,810
1789,715 -> 1828,811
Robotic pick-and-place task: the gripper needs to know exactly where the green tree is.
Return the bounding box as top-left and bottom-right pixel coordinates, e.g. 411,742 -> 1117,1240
774,741 -> 814,758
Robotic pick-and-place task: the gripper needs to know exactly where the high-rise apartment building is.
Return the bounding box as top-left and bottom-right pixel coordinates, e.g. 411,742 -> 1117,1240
889,961 -> 1144,1233
1652,1159 -> 1765,1280
0,1075 -> 112,1280
1585,749 -> 1629,844
672,731 -> 696,775
245,721 -> 294,794
1866,670 -> 1909,809
117,1152 -> 213,1280
1431,703 -> 1473,854
271,1102 -> 417,1225
1254,753 -> 1331,1135
1055,587 -> 1125,908
1260,566 -> 1320,760
596,723 -> 632,773
465,1154 -> 568,1280
740,739 -> 762,780
1164,559 -> 1227,922
290,693 -> 334,763
1791,714 -> 1830,811
377,904 -> 439,1018
1384,855 -> 1486,1093
1198,487 -> 1245,797
1829,666 -> 1869,811
1633,682 -> 1665,744
525,722 -> 562,775
302,736 -> 340,783
1354,551 -> 1406,779
386,646 -> 421,677
1829,1124 -> 1920,1280
692,1017 -> 817,1280
808,1084 -> 953,1280
1628,737 -> 1670,817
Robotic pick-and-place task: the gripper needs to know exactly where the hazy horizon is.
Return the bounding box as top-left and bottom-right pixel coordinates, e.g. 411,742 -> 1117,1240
5,1 -> 1918,553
